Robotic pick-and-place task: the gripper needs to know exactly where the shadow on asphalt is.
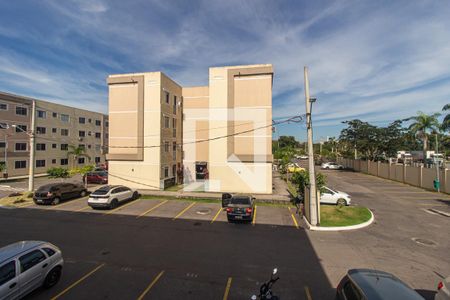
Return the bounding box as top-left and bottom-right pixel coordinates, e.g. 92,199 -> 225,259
1,206 -> 336,300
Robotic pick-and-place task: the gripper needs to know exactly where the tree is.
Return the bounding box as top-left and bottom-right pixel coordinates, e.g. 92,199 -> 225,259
291,170 -> 327,197
278,136 -> 298,149
404,111 -> 440,160
441,104 -> 450,132
67,145 -> 90,168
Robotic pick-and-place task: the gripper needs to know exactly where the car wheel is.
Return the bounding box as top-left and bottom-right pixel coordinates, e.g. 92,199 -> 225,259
109,199 -> 118,209
80,190 -> 87,197
337,198 -> 347,206
52,197 -> 61,205
43,266 -> 62,288
132,191 -> 139,200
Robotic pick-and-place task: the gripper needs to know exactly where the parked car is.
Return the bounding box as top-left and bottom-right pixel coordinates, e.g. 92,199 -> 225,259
33,183 -> 87,205
0,241 -> 64,299
299,155 -> 308,160
287,163 -> 305,173
436,276 -> 450,300
88,185 -> 139,209
336,269 -> 424,300
85,171 -> 108,184
222,193 -> 255,222
321,162 -> 344,170
321,186 -> 351,205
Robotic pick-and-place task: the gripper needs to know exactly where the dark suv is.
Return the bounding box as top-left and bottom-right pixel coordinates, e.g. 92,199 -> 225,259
336,269 -> 424,300
33,183 -> 87,205
222,193 -> 255,222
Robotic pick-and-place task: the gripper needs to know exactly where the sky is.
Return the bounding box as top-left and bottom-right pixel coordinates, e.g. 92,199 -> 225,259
1,0 -> 450,141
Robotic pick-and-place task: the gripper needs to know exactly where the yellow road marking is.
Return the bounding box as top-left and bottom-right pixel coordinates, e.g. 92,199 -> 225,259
288,207 -> 300,229
304,286 -> 312,300
210,206 -> 223,223
252,205 -> 257,225
222,277 -> 232,300
50,263 -> 105,300
173,202 -> 196,220
74,206 -> 90,212
137,270 -> 165,300
103,199 -> 141,216
136,200 -> 168,219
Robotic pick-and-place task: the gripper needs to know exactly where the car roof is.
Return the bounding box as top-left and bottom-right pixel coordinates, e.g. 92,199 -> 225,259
0,241 -> 46,264
348,269 -> 423,300
93,185 -> 121,192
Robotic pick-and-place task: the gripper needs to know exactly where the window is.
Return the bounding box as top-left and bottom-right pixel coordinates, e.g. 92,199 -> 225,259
60,144 -> 68,151
15,143 -> 27,151
52,143 -> 57,149
36,143 -> 46,151
0,103 -> 8,111
60,114 -> 69,122
16,106 -> 27,116
88,118 -> 92,123
172,119 -> 177,137
95,144 -> 101,151
42,248 -> 56,257
15,160 -> 26,169
0,261 -> 15,286
164,166 -> 169,178
78,144 -> 85,150
79,131 -> 86,137
165,91 -> 170,104
95,157 -> 101,163
61,129 -> 69,136
36,127 -> 46,134
105,133 -> 109,139
173,96 -> 177,114
19,250 -> 46,273
164,141 -> 169,152
164,116 -> 170,128
173,142 -> 176,160
95,132 -> 101,139
79,117 -> 86,124
0,142 -> 5,148
52,112 -> 57,118
37,110 -> 46,118
105,121 -> 109,127
0,122 -> 7,129
15,125 -> 27,133
172,164 -> 176,178
78,157 -> 85,164
36,160 -> 46,167
95,120 -> 101,126
60,158 -> 68,165
52,159 -> 56,164
87,144 -> 91,149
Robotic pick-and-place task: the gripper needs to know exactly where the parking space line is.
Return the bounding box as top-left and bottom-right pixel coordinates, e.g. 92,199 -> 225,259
50,263 -> 105,300
288,207 -> 300,229
137,270 -> 165,300
222,277 -> 232,300
47,197 -> 88,210
252,205 -> 257,225
136,200 -> 168,219
210,207 -> 223,223
103,199 -> 141,216
304,285 -> 312,300
74,206 -> 90,212
173,202 -> 196,220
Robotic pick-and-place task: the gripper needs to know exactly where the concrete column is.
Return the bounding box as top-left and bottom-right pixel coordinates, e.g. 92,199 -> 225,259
388,161 -> 391,179
377,161 -> 380,176
419,166 -> 423,187
403,163 -> 406,183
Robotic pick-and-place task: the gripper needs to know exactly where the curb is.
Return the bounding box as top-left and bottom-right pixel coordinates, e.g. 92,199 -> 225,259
302,208 -> 374,231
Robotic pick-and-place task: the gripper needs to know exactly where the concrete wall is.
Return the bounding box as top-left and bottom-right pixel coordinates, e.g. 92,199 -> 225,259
338,158 -> 449,194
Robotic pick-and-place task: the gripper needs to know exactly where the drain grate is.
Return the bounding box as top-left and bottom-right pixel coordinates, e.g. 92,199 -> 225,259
412,237 -> 437,247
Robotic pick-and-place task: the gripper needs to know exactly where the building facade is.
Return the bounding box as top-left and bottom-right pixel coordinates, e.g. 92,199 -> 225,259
0,91 -> 108,178
107,64 -> 273,194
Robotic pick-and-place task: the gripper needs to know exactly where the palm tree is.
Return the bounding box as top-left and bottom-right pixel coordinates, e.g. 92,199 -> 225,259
441,104 -> 450,132
404,111 -> 440,161
67,145 -> 90,169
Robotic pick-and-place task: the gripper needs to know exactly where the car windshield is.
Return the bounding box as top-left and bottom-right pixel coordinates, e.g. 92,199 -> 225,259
92,186 -> 114,195
231,197 -> 251,205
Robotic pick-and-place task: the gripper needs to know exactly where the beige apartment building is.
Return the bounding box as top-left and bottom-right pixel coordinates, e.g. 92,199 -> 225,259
0,91 -> 108,178
107,64 -> 273,194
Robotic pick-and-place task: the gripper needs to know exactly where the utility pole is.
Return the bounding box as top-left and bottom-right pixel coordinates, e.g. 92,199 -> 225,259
28,100 -> 36,191
435,133 -> 440,192
304,66 -> 318,226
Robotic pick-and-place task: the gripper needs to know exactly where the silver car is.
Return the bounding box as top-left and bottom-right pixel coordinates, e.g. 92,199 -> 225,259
0,241 -> 64,299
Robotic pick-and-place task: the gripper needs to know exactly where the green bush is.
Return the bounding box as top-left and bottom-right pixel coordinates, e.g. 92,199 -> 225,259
291,170 -> 326,197
47,167 -> 69,178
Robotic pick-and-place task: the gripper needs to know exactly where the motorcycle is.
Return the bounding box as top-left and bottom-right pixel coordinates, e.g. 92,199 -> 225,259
251,268 -> 280,300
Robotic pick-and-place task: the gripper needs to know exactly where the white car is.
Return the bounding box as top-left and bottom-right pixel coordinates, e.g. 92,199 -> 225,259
436,276 -> 450,300
88,185 -> 139,209
321,162 -> 344,170
0,241 -> 64,299
299,155 -> 308,160
320,186 -> 351,205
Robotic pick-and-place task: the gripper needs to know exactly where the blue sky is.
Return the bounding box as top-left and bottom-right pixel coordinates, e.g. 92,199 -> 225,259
1,0 -> 450,141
